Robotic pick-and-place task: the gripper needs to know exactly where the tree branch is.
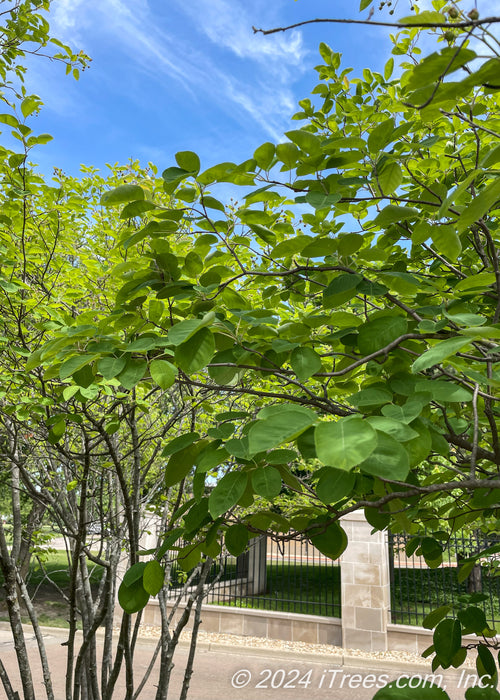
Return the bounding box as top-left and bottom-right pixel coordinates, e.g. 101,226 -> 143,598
253,17 -> 500,37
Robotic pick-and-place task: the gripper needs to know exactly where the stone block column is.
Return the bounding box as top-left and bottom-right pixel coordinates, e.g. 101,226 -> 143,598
246,535 -> 267,595
340,511 -> 390,652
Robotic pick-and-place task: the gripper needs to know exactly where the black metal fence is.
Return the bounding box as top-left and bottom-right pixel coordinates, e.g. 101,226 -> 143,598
389,531 -> 500,627
167,535 -> 341,618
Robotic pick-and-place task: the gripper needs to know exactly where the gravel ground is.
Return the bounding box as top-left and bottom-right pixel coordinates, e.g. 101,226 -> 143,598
136,625 -> 477,667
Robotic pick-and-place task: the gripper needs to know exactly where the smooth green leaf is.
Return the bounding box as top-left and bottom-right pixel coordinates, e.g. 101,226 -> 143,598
100,184 -> 145,206
143,560 -> 164,596
118,577 -> 150,614
431,225 -> 462,261
290,347 -> 322,382
457,179 -> 500,234
359,432 -> 410,480
118,358 -> 147,390
323,274 -> 362,308
315,417 -> 378,470
209,471 -> 248,518
175,327 -> 215,373
162,432 -> 200,457
248,408 -> 317,456
252,467 -> 282,500
423,605 -> 452,630
412,336 -> 472,373
150,359 -> 177,389
175,151 -> 200,174
309,521 -> 347,560
225,524 -> 249,556
358,316 -> 408,355
59,354 -> 94,381
315,467 -> 356,505
253,142 -> 275,169
433,619 -> 462,666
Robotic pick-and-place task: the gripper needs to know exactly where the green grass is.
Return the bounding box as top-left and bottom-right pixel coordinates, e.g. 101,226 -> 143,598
391,566 -> 500,627
27,551 -> 104,587
208,563 -> 341,617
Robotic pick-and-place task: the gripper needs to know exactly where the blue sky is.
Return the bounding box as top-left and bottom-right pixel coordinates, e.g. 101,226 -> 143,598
20,0 -> 401,177
22,1 -> 418,177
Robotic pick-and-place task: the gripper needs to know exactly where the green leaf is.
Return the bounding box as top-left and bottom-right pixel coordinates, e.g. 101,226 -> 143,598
21,96 -> 40,118
150,359 -> 177,389
162,166 -> 191,183
359,431 -> 410,480
423,606 -> 452,630
406,47 -> 476,90
252,467 -> 282,500
118,358 -> 147,390
373,205 -> 419,228
120,200 -> 156,219
100,184 -> 145,206
285,129 -> 321,155
167,313 -> 215,345
175,327 -> 215,373
209,471 -> 248,518
162,432 -> 200,457
118,577 -> 150,614
465,687 -> 500,699
323,274 -> 362,308
225,524 -> 249,556
143,560 -> 164,596
248,408 -> 317,456
315,468 -> 356,505
455,272 -> 496,292
290,347 -> 322,382
477,645 -> 498,684
253,142 -> 275,169
248,223 -> 276,246
349,387 -> 393,407
417,380 -> 472,403
399,11 -> 446,25
360,0 -> 374,9
304,191 -> 342,210
315,417 -> 378,470
458,607 -> 488,635
276,142 -> 300,169
431,225 -> 462,261
63,385 -> 80,401
175,151 -> 200,174
377,160 -> 403,195
309,521 -> 347,560
433,618 -> 462,666
412,337 -> 472,373
0,114 -> 20,128
457,179 -> 500,234
367,117 -> 395,153
358,315 -> 408,355
367,417 -> 419,441
384,57 -> 394,81
164,440 -> 207,487
177,543 -> 202,572
59,354 -> 94,381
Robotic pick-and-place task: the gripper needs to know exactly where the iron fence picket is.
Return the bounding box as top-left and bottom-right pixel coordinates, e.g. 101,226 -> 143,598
388,531 -> 500,627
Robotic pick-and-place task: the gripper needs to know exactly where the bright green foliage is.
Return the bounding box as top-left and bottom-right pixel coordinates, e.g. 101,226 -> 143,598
13,0 -> 500,685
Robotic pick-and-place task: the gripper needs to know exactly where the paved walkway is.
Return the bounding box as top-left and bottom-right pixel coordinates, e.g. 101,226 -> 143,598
0,625 -> 477,699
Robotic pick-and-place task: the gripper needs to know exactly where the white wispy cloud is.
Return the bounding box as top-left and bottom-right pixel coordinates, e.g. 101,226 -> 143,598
48,0 -> 305,140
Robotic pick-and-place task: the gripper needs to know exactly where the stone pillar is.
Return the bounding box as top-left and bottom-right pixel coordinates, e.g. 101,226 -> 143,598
246,535 -> 267,595
340,511 -> 390,652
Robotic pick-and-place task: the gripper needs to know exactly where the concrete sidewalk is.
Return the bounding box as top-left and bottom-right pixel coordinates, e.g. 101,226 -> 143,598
0,624 -> 478,699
